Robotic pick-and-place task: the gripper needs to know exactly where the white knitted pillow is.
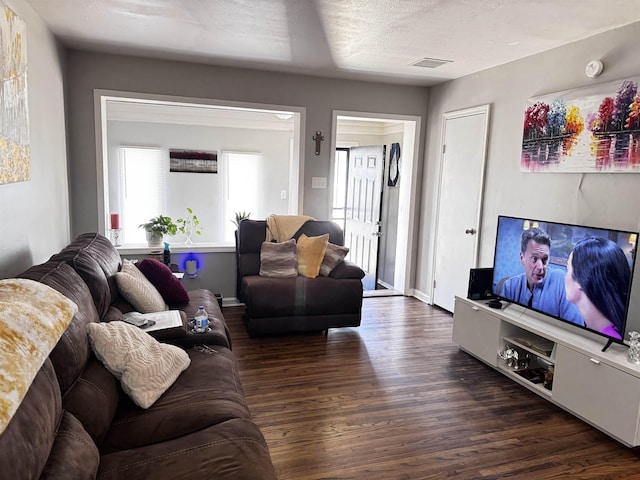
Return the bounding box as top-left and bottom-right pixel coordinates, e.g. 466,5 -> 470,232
86,321 -> 190,408
115,259 -> 167,313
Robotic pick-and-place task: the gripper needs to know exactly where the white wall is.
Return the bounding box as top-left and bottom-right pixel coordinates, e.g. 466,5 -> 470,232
0,0 -> 68,278
416,21 -> 640,334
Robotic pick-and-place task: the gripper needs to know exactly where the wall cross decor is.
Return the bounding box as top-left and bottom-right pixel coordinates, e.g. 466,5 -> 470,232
313,131 -> 325,155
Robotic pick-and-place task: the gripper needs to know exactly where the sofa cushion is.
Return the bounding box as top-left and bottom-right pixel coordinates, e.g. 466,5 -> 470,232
115,259 -> 168,313
49,232 -> 122,318
259,239 -> 298,278
18,260 -> 121,446
99,418 -> 277,479
18,261 -> 102,395
0,359 -> 61,480
297,233 -> 329,278
237,220 -> 267,255
293,220 -> 345,245
329,259 -> 366,280
87,321 -> 190,409
102,347 -> 251,451
320,242 -> 349,276
135,258 -> 190,304
40,410 -> 100,479
0,278 -> 77,435
62,356 -> 121,446
242,275 -> 364,318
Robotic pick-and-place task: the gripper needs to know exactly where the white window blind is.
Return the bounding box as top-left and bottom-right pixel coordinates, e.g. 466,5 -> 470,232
223,151 -> 262,242
119,147 -> 165,244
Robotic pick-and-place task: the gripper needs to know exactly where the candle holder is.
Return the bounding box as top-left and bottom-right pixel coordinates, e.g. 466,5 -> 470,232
110,228 -> 122,247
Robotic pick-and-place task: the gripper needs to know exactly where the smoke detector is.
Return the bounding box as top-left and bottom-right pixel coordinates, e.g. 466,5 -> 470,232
585,60 -> 604,78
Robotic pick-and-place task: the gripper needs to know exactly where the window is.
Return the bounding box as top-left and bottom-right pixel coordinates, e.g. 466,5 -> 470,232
223,152 -> 263,242
119,147 -> 165,245
111,146 -> 270,246
332,148 -> 349,232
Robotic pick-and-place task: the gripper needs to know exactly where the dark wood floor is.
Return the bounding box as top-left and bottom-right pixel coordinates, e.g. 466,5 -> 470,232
224,297 -> 640,480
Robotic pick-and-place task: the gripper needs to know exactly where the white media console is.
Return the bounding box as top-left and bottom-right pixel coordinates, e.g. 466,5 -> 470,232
452,295 -> 640,447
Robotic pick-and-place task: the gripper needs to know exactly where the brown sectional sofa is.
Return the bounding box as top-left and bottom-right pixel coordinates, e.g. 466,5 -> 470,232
236,219 -> 365,336
0,233 -> 276,479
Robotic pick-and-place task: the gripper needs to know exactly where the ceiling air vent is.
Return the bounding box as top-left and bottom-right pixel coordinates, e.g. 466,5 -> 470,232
410,57 -> 452,68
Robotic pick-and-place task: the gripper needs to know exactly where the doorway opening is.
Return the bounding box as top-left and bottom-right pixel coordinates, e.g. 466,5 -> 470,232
431,105 -> 490,312
330,111 -> 421,297
93,90 -> 305,243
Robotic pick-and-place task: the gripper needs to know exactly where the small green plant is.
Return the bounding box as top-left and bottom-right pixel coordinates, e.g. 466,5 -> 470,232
232,211 -> 251,228
176,207 -> 202,237
139,215 -> 177,235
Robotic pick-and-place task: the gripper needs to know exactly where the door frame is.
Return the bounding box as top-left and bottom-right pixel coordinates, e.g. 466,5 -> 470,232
330,110 -> 422,295
429,104 -> 491,304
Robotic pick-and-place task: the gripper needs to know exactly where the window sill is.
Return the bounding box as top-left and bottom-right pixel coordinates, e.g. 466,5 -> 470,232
116,242 -> 236,254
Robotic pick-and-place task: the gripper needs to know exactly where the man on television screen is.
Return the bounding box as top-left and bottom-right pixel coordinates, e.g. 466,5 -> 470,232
500,227 -> 584,326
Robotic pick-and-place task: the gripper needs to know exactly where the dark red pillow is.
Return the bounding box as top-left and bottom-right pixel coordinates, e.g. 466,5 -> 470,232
135,259 -> 190,304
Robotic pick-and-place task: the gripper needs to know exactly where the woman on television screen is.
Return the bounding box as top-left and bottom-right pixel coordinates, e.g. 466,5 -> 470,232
564,237 -> 630,340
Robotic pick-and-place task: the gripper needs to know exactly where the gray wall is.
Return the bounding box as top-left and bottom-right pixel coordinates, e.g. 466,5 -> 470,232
64,50 -> 429,236
63,52 -> 428,299
416,21 -> 640,334
0,0 -> 68,278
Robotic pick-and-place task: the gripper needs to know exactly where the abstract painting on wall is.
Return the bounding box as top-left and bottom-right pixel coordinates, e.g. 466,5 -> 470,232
169,149 -> 218,173
521,78 -> 640,173
0,3 -> 30,185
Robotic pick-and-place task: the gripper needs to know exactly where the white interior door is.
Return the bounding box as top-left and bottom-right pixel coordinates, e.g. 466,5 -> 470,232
433,105 -> 490,312
344,145 -> 385,290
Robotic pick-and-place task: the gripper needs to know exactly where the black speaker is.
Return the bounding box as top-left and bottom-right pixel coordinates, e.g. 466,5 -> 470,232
467,267 -> 495,300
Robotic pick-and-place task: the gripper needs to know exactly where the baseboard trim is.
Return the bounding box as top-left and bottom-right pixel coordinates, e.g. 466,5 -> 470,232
411,289 -> 431,305
222,297 -> 244,307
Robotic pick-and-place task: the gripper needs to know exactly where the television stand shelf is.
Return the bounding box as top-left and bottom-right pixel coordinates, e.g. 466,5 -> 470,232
452,296 -> 640,447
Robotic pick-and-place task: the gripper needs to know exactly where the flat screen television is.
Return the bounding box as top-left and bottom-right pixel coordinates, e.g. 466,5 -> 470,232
491,215 -> 638,349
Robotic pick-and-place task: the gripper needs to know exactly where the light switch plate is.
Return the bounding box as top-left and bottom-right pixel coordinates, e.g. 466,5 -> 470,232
311,177 -> 327,189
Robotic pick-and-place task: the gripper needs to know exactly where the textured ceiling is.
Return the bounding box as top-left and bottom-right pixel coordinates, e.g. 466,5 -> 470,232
26,0 -> 640,85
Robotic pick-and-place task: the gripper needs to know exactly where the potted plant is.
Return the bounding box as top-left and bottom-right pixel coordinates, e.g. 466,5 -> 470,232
139,215 -> 177,247
231,211 -> 251,228
176,207 -> 202,244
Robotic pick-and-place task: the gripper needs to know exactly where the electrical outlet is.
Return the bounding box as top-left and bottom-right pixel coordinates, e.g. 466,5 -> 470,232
280,190 -> 287,199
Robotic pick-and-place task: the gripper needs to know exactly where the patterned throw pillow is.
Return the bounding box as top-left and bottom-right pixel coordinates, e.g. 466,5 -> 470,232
135,258 -> 190,304
297,234 -> 329,278
259,239 -> 298,277
320,243 -> 350,276
87,321 -> 190,409
115,259 -> 167,313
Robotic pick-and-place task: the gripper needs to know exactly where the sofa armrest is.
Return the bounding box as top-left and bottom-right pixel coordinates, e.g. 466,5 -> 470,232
329,260 -> 365,280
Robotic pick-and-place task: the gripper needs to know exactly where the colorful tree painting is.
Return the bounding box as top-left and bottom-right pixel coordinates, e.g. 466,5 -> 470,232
521,78 -> 640,172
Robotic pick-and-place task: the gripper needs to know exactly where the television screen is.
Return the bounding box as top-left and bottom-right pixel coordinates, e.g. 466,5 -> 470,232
492,215 -> 638,345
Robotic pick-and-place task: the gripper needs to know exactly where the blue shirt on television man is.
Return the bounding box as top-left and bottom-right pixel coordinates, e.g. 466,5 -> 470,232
499,227 -> 584,326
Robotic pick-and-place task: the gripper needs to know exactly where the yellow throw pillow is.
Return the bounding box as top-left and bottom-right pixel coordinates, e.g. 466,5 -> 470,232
296,234 -> 329,278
